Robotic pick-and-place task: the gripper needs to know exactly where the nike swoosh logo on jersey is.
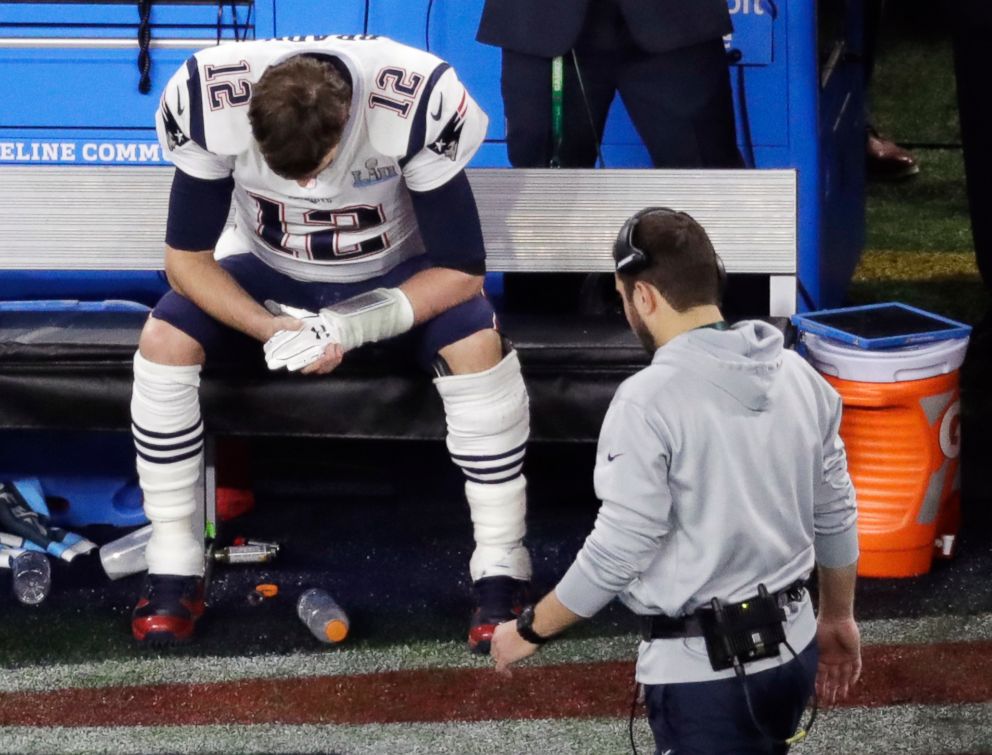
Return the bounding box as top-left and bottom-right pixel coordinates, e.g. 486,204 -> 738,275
430,93 -> 443,121
607,452 -> 625,462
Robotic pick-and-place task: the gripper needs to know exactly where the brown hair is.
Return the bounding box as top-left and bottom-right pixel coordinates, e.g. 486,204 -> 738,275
619,211 -> 723,312
248,56 -> 352,179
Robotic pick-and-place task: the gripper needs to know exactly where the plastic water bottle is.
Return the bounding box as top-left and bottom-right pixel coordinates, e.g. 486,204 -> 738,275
11,551 -> 51,606
99,524 -> 152,580
297,588 -> 349,644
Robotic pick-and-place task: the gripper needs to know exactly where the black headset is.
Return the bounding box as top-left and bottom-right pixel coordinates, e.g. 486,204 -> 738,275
612,206 -> 727,301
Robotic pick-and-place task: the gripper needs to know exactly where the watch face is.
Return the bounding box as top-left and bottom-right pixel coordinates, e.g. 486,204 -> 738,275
518,605 -> 535,628
516,605 -> 546,644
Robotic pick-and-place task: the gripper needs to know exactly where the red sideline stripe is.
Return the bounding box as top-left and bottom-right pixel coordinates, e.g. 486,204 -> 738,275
2,641 -> 990,727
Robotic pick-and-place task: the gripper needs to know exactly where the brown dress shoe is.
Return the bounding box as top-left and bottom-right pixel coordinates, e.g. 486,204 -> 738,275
867,128 -> 920,180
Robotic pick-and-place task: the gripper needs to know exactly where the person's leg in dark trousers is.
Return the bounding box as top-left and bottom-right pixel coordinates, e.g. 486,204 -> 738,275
498,47 -> 618,311
499,50 -> 555,169
500,49 -> 615,169
952,4 -> 992,541
644,641 -> 818,754
558,48 -> 617,167
863,0 -> 885,86
558,0 -> 626,167
618,38 -> 743,169
952,5 -> 992,293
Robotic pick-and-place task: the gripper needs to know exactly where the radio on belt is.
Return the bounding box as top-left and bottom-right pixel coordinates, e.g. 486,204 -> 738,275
701,583 -> 787,672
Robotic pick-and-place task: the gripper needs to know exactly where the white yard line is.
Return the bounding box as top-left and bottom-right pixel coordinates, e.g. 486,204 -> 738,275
1,613 -> 990,695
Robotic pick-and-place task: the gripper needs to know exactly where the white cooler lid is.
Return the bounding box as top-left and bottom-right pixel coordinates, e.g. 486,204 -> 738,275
802,333 -> 970,383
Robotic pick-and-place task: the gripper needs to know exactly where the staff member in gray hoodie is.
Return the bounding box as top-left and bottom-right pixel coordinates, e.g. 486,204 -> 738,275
491,208 -> 861,752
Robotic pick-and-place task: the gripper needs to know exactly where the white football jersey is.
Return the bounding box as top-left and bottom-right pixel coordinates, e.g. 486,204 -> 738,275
155,35 -> 488,283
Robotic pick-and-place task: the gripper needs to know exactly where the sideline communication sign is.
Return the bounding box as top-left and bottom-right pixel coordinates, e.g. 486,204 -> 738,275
0,139 -> 167,166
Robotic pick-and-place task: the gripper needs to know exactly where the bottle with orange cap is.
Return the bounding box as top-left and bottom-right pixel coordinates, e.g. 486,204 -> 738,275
297,588 -> 349,644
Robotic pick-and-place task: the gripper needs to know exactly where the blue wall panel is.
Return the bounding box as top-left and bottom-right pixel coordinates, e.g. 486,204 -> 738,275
0,49 -> 193,128
272,0 -> 365,39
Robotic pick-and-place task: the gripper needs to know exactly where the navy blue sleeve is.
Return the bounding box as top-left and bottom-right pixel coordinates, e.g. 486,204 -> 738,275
408,170 -> 487,276
164,168 -> 235,252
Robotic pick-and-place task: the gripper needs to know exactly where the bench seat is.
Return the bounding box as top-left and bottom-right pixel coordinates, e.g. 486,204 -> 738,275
0,308 -> 649,443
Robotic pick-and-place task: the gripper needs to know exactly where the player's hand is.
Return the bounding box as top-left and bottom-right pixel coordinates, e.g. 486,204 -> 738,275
491,619 -> 539,676
815,617 -> 861,705
263,301 -> 344,374
267,312 -> 304,338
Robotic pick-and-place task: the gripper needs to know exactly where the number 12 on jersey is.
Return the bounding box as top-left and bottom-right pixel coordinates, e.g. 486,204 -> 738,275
249,193 -> 389,260
205,61 -> 253,110
368,67 -> 425,118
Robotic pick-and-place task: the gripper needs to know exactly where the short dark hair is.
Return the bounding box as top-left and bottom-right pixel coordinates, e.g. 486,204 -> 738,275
616,210 -> 723,311
248,56 -> 352,180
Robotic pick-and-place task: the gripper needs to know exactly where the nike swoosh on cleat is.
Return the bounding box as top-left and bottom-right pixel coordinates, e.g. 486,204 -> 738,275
430,93 -> 443,121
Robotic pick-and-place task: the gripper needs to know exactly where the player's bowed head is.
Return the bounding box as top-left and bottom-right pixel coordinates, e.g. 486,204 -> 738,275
247,55 -> 352,182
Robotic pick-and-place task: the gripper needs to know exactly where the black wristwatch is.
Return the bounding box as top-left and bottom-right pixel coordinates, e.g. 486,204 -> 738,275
516,604 -> 550,645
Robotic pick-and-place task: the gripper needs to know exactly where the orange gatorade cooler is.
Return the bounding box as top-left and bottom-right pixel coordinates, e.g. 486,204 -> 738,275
802,333 -> 969,577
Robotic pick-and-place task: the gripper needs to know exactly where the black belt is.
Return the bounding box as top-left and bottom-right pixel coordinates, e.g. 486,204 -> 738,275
639,579 -> 808,641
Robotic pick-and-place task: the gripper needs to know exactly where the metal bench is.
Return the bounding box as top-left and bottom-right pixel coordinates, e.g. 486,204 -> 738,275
0,166 -> 798,315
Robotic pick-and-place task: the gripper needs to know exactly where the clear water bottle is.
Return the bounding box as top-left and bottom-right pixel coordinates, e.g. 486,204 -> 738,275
11,551 -> 52,606
297,588 -> 349,644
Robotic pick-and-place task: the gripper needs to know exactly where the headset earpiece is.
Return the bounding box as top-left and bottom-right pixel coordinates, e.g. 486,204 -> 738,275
613,206 -> 677,275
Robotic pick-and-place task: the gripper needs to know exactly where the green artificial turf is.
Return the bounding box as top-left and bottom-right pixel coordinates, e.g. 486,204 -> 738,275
854,144 -> 989,325
865,150 -> 972,255
870,19 -> 960,147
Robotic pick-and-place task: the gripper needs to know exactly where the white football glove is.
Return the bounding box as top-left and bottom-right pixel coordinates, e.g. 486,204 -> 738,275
264,288 -> 415,373
263,302 -> 342,372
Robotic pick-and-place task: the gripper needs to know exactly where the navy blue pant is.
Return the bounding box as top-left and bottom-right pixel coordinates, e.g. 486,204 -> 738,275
644,641 -> 818,754
153,254 -> 496,371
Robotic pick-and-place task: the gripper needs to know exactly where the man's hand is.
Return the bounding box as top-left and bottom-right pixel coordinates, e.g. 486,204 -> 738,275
491,592 -> 582,676
815,617 -> 861,705
263,302 -> 344,374
491,619 -> 539,676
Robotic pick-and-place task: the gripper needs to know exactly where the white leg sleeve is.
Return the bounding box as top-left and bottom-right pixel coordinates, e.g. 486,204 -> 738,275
131,351 -> 205,577
434,350 -> 532,582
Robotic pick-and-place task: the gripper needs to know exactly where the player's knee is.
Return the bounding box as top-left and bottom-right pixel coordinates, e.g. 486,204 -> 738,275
438,328 -> 503,375
434,349 -> 529,446
139,316 -> 206,366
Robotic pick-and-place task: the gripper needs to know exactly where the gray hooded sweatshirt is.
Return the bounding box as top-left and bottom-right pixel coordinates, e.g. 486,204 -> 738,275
555,320 -> 858,684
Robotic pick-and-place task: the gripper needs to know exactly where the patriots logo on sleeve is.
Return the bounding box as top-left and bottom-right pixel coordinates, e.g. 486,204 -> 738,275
427,91 -> 468,161
161,97 -> 190,151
